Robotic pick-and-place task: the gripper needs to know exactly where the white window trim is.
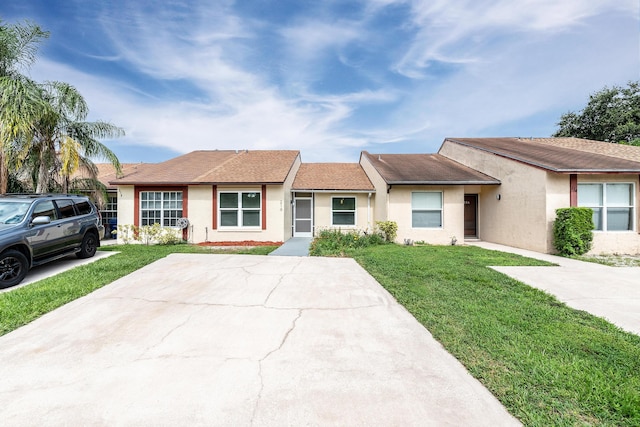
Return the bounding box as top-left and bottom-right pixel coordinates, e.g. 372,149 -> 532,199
218,191 -> 262,229
140,191 -> 183,227
578,182 -> 636,232
411,191 -> 443,229
331,196 -> 357,227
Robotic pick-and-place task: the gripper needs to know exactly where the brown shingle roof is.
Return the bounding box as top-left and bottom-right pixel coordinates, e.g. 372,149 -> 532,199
361,152 -> 501,185
292,163 -> 374,191
95,163 -> 152,189
444,138 -> 640,173
111,150 -> 300,185
529,137 -> 640,163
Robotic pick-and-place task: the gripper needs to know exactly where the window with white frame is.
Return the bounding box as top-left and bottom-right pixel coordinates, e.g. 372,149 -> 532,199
140,191 -> 183,226
332,197 -> 356,226
101,193 -> 117,229
412,192 -> 443,228
578,183 -> 635,231
219,192 -> 261,227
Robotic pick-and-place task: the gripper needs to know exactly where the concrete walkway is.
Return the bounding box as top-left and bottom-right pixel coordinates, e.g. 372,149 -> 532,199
469,242 -> 640,336
268,237 -> 312,256
0,254 -> 519,426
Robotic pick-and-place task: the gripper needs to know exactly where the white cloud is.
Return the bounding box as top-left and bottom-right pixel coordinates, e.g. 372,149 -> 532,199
395,0 -> 638,77
24,0 -> 640,163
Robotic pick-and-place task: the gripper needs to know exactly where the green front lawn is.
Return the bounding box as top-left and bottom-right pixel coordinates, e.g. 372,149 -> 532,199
0,244 -> 276,336
2,242 -> 638,425
348,244 -> 640,426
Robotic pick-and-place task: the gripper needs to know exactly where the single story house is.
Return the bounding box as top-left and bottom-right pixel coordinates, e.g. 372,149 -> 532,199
107,137 -> 640,255
438,137 -> 640,254
359,151 -> 500,245
290,163 -> 375,237
110,149 -> 301,243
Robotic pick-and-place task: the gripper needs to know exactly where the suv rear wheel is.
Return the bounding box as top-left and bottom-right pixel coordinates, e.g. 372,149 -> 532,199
77,231 -> 98,259
0,250 -> 28,289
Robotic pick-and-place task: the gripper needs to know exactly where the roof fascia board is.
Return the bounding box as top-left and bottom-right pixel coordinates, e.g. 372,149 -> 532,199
385,181 -> 501,185
291,189 -> 375,193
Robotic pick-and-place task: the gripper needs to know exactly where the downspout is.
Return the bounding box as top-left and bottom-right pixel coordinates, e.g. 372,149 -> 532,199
367,192 -> 372,232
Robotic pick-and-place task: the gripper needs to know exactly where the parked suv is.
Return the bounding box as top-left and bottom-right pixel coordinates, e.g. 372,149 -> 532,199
0,194 -> 104,288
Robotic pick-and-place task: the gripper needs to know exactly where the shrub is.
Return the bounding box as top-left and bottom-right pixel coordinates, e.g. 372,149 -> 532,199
553,207 -> 594,256
116,223 -> 185,245
376,221 -> 398,242
309,228 -> 386,256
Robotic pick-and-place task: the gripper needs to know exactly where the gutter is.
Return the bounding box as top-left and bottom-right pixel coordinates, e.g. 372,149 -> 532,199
385,180 -> 501,185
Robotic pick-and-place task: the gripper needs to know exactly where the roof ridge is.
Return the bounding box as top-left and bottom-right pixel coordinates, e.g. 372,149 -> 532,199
193,150 -> 244,182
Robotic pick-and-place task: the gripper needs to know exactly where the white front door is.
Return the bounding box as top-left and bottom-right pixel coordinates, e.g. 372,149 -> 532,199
294,197 -> 313,237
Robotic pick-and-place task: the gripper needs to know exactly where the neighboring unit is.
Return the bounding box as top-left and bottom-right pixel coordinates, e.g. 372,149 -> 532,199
438,137 -> 640,254
291,163 -> 375,237
360,151 -> 500,245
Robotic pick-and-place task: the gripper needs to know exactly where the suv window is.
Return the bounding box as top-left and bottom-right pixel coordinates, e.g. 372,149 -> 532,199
74,200 -> 92,215
56,199 -> 76,218
32,200 -> 58,221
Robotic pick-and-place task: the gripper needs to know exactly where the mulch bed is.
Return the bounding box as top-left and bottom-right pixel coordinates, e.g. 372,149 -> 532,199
197,241 -> 283,247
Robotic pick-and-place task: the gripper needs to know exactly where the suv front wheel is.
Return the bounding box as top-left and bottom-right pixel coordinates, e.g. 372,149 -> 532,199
0,250 -> 28,289
77,232 -> 98,259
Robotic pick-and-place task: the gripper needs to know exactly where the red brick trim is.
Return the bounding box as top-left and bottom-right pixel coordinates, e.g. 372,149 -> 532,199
134,186 -> 188,236
569,174 -> 577,207
262,185 -> 267,230
212,185 -> 217,230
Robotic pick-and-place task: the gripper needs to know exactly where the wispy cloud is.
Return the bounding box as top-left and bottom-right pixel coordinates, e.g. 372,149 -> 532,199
15,0 -> 640,162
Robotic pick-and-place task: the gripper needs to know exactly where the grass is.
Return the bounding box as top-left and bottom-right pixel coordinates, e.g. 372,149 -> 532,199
345,244 -> 640,426
0,243 -> 276,337
573,254 -> 640,267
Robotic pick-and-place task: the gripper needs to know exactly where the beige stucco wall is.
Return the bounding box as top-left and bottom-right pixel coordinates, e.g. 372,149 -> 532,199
387,185 -> 464,245
282,156 -> 301,240
440,141 -> 552,253
359,154 -> 389,221
186,186 -> 213,243
115,186 -> 135,243
311,193 -> 373,234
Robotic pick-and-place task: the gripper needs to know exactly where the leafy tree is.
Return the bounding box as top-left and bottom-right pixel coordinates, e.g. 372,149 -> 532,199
0,20 -> 49,193
21,81 -> 124,193
0,20 -> 123,195
554,81 -> 640,146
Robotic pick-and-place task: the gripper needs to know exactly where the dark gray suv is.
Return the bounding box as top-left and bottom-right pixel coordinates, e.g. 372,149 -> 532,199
0,194 -> 104,288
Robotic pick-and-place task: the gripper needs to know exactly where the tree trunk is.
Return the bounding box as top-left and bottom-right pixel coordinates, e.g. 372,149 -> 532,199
36,150 -> 49,193
0,153 -> 7,194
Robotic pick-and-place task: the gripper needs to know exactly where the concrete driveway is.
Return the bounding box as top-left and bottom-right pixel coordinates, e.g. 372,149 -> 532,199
472,242 -> 640,336
0,254 -> 519,426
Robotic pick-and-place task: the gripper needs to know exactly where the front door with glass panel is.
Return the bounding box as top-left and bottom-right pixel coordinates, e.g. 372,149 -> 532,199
294,196 -> 313,237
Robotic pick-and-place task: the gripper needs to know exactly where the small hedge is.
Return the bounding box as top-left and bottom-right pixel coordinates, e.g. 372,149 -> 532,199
553,207 -> 594,256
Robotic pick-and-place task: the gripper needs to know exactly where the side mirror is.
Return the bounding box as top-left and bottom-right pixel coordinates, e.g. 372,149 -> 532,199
31,216 -> 51,226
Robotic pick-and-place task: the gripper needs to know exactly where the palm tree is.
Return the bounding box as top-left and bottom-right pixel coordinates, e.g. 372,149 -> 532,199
0,20 -> 49,193
22,81 -> 124,193
1,20 -> 123,195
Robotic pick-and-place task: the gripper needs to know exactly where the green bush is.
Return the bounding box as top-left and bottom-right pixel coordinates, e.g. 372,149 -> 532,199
553,207 -> 594,256
309,228 -> 386,256
375,221 -> 398,242
116,223 -> 185,245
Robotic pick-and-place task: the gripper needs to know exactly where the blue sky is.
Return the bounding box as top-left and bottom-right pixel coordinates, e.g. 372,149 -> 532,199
2,0 -> 639,163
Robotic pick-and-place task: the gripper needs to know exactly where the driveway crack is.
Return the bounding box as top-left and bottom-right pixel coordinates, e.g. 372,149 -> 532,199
251,308 -> 303,425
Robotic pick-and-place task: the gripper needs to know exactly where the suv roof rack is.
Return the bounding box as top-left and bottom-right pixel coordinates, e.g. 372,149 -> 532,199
0,193 -> 87,198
